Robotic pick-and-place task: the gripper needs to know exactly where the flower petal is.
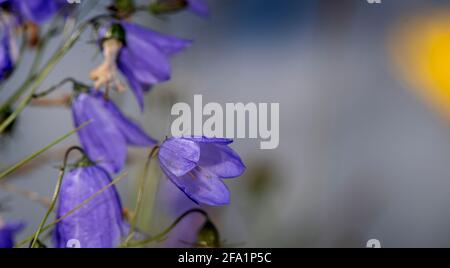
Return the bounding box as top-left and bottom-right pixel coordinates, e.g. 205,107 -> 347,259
183,136 -> 234,145
72,92 -> 127,173
121,22 -> 192,56
187,0 -> 210,18
12,0 -> 59,25
117,56 -> 146,110
54,166 -> 126,248
161,165 -> 230,206
0,221 -> 25,248
198,143 -> 246,178
0,34 -> 13,81
104,98 -> 157,146
158,138 -> 200,177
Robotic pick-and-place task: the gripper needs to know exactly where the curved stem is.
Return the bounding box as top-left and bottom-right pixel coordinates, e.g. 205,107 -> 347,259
125,208 -> 209,248
32,77 -> 88,99
29,146 -> 85,248
124,146 -> 160,245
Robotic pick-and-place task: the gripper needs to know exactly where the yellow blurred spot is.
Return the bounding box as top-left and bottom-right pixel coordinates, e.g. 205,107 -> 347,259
390,10 -> 450,120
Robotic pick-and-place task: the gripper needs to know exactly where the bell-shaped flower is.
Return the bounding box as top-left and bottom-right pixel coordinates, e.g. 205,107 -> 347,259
158,137 -> 246,206
72,90 -> 156,174
54,162 -> 128,248
91,22 -> 192,110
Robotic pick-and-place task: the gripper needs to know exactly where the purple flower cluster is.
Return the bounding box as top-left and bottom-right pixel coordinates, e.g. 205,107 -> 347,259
2,0 -> 244,248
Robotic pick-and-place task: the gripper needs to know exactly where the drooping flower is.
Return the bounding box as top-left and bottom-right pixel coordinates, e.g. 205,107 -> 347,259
158,137 -> 246,206
91,22 -> 192,110
72,90 -> 156,174
54,162 -> 128,248
0,220 -> 24,248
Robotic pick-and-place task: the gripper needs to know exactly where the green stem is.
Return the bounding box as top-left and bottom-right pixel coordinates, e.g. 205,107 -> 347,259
125,209 -> 209,248
123,146 -> 160,246
32,77 -> 88,99
29,146 -> 85,248
0,121 -> 90,180
0,14 -> 113,134
0,19 -> 58,112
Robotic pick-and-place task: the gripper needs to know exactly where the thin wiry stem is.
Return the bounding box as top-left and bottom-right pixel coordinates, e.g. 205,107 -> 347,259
0,14 -> 113,133
0,121 -> 90,181
32,77 -> 88,99
15,172 -> 127,248
29,146 -> 86,248
124,209 -> 209,248
123,146 -> 160,246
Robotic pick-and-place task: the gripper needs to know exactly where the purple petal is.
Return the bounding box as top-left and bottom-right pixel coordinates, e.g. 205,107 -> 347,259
187,0 -> 210,18
54,166 -> 126,248
198,143 -> 246,178
161,165 -> 230,206
118,44 -> 171,85
182,136 -> 234,145
0,221 -> 25,248
0,34 -> 13,81
11,0 -> 60,25
72,92 -> 127,174
116,57 -> 146,110
104,98 -> 157,146
121,22 -> 192,56
158,138 -> 200,177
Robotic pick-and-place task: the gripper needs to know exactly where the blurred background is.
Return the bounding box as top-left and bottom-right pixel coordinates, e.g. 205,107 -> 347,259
2,0 -> 450,247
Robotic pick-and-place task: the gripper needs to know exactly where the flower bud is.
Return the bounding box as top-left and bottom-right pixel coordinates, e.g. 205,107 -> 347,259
196,219 -> 221,248
150,0 -> 188,15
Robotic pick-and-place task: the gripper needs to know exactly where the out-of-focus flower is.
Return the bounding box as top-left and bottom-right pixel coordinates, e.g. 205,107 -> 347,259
150,0 -> 210,18
54,162 -> 127,248
390,10 -> 450,120
186,0 -> 209,18
0,33 -> 13,81
158,137 -> 246,206
91,23 -> 191,110
0,0 -> 67,47
0,0 -> 63,25
72,90 -> 157,174
0,220 -> 24,248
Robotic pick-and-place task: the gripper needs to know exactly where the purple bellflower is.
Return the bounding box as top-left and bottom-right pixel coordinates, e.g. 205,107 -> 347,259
54,163 -> 127,248
0,220 -> 24,248
72,90 -> 156,174
158,137 -> 246,206
90,22 -> 192,110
